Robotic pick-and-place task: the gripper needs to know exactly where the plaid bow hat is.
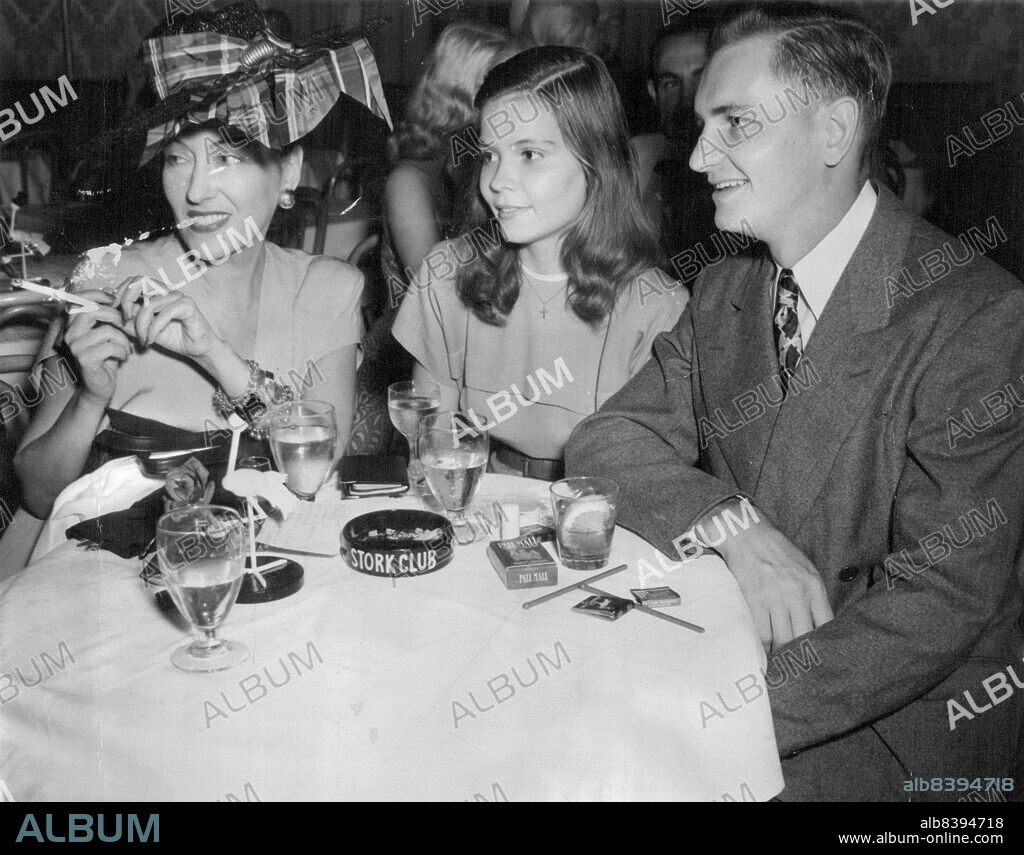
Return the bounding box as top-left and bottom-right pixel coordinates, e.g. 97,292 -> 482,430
112,0 -> 392,164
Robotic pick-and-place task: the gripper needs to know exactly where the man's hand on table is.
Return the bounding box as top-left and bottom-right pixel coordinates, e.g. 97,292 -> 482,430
699,499 -> 833,653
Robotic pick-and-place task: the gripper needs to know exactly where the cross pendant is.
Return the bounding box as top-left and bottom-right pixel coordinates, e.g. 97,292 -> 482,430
539,306 -> 549,319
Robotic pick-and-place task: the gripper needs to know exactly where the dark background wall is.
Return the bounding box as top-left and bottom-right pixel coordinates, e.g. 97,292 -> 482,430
1,0 -> 1022,275
2,1 -> 1022,90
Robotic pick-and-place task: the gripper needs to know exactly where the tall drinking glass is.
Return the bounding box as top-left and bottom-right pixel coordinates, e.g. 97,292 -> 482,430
419,411 -> 489,532
156,505 -> 249,672
388,381 -> 441,488
269,400 -> 338,500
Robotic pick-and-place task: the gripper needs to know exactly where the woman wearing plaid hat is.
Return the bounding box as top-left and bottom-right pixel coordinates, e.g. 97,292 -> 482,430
14,1 -> 391,519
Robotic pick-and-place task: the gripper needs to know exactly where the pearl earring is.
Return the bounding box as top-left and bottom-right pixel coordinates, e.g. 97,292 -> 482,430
278,188 -> 296,210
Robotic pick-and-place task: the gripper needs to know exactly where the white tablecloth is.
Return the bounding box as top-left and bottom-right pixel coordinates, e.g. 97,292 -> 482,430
0,475 -> 784,802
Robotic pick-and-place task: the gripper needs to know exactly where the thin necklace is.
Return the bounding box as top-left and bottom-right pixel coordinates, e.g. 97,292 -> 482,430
520,261 -> 569,283
520,263 -> 567,319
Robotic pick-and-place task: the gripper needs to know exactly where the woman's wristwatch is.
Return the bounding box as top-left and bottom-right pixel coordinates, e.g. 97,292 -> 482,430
212,359 -> 294,439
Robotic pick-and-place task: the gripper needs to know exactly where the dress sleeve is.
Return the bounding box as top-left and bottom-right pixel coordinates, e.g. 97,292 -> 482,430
628,267 -> 690,375
295,256 -> 364,359
65,244 -> 141,293
31,245 -> 141,377
391,242 -> 467,387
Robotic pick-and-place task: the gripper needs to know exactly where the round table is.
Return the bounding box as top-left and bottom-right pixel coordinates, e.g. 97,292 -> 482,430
0,474 -> 784,801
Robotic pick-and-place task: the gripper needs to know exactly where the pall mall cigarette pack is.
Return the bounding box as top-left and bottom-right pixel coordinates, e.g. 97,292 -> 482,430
488,534 -> 558,589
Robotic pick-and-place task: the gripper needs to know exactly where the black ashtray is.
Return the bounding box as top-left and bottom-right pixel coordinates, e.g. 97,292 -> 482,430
341,509 -> 454,578
153,557 -> 304,610
237,557 -> 304,603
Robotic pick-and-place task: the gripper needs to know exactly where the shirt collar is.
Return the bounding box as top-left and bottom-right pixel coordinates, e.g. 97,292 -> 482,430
778,180 -> 878,321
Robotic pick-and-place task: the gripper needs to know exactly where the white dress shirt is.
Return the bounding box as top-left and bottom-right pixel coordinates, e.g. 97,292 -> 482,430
772,181 -> 878,345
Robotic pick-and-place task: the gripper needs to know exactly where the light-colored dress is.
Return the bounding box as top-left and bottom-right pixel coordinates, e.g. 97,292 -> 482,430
34,235 -> 363,434
392,241 -> 689,459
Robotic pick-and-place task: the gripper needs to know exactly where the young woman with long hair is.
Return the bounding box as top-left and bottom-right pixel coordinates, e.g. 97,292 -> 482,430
393,45 -> 688,479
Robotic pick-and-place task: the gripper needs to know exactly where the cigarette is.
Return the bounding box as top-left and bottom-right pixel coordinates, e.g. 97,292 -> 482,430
251,558 -> 288,574
496,500 -> 520,539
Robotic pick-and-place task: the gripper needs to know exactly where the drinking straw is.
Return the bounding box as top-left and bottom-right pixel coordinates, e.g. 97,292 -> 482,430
250,558 -> 287,574
522,563 -> 629,609
245,499 -> 267,590
226,418 -> 244,474
580,584 -> 704,634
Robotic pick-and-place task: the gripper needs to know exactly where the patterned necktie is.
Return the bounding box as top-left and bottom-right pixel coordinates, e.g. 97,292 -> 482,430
774,268 -> 803,392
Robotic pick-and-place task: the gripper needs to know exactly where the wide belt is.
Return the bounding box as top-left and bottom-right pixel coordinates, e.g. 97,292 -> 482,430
87,407 -> 260,478
491,437 -> 564,481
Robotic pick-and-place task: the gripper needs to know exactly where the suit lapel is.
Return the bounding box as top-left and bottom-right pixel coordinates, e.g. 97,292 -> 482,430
754,185 -> 913,533
696,251 -> 780,491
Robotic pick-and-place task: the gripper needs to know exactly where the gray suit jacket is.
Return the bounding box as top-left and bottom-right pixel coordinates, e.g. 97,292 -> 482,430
566,185 -> 1024,801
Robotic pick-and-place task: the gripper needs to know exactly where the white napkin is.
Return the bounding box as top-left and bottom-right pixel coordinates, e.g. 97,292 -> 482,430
31,456 -> 164,563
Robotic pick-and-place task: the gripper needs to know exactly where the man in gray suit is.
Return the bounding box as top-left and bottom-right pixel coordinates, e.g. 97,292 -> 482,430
566,4 -> 1024,801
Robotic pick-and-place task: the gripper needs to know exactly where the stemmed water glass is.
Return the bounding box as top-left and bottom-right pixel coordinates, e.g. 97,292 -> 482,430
268,400 -> 338,500
419,411 -> 489,540
388,380 -> 441,490
156,505 -> 249,672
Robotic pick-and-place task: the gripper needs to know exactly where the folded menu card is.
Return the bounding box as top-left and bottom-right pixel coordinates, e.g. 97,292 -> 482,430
256,498 -> 345,556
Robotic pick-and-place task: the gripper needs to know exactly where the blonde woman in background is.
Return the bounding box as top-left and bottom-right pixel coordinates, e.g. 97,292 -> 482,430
513,0 -> 603,54
383,22 -> 512,286
348,23 -> 512,454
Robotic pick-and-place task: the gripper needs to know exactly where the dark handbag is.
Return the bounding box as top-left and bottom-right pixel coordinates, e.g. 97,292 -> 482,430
65,481 -> 245,559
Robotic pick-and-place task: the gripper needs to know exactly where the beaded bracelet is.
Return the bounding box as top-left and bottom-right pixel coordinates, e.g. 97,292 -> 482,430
212,358 -> 262,415
212,359 -> 295,439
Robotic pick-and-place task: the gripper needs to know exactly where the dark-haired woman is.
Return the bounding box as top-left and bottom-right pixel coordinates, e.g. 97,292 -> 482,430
393,46 -> 687,479
16,125 -> 363,518
12,6 -> 384,518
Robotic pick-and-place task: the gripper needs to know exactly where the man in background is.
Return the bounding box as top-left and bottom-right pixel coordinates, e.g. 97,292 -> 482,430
632,15 -> 718,276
